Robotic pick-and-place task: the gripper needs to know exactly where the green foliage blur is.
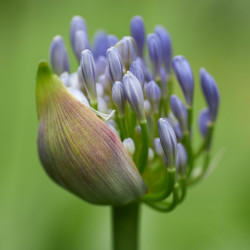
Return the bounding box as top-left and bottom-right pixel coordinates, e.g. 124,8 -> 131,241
1,0 -> 250,249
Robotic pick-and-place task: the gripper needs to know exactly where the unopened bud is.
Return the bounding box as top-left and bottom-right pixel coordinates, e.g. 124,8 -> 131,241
172,55 -> 194,106
158,118 -> 177,167
116,36 -> 137,70
81,50 -> 97,103
106,47 -> 123,83
50,35 -> 70,75
130,16 -> 145,57
200,68 -> 220,122
123,71 -> 145,123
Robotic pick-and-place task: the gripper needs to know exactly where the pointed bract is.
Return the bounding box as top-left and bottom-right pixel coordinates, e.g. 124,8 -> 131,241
36,61 -> 146,205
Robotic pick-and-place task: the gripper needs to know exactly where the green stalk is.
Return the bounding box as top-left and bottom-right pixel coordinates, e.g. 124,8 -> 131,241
182,132 -> 194,176
187,106 -> 193,131
137,120 -> 149,174
112,203 -> 140,250
118,115 -> 128,140
142,168 -> 175,202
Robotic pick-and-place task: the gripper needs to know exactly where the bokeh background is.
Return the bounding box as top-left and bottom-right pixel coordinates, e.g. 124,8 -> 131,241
1,0 -> 250,249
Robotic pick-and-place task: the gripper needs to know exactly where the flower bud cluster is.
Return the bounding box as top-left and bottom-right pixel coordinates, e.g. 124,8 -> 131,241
39,15 -> 220,209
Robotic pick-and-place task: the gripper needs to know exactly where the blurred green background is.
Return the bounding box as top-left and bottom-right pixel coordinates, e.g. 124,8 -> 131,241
1,0 -> 250,249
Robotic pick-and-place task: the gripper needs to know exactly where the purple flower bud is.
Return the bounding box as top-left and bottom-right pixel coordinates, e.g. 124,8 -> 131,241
172,56 -> 194,106
93,30 -> 108,59
123,71 -> 145,122
155,25 -> 172,74
200,68 -> 220,122
147,34 -> 162,77
130,16 -> 145,58
112,81 -> 125,115
176,143 -> 187,175
130,61 -> 144,88
107,35 -> 119,48
81,50 -> 97,102
170,95 -> 188,133
116,37 -> 137,70
72,30 -> 90,62
145,81 -> 161,108
70,16 -> 87,48
95,56 -> 107,76
198,108 -> 210,137
49,35 -> 70,75
106,47 -> 123,83
158,118 -> 177,167
153,138 -> 164,156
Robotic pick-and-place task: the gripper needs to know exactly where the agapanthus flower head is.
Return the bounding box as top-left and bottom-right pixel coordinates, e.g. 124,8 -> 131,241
37,15 -> 220,211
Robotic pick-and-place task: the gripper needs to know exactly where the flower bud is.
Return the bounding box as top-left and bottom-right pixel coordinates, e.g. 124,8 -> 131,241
130,61 -> 144,88
70,16 -> 87,48
198,108 -> 210,137
153,138 -> 164,156
147,33 -> 162,77
49,35 -> 70,75
106,47 -> 123,83
93,30 -> 108,59
81,50 -> 97,103
170,95 -> 188,133
123,71 -> 146,123
172,55 -> 194,106
155,25 -> 172,74
158,118 -> 177,167
145,80 -> 161,110
107,34 -> 119,48
200,68 -> 220,122
72,30 -> 90,62
123,138 -> 135,157
36,61 -> 146,205
130,16 -> 145,57
116,36 -> 137,70
176,143 -> 188,175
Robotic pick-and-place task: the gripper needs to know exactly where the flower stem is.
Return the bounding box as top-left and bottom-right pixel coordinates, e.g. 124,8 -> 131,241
112,203 -> 140,250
